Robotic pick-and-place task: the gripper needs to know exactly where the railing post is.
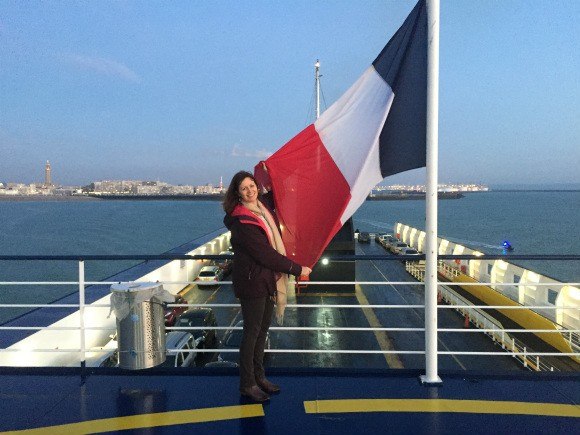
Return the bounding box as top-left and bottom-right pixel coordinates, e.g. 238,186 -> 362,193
421,0 -> 442,386
79,260 -> 86,368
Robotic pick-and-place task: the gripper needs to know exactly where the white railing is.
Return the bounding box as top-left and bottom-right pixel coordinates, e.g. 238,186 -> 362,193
406,261 -> 577,371
0,259 -> 579,375
568,331 -> 580,352
437,284 -> 557,371
0,280 -> 580,370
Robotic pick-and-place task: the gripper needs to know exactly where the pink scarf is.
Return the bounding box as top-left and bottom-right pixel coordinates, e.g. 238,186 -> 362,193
242,200 -> 292,324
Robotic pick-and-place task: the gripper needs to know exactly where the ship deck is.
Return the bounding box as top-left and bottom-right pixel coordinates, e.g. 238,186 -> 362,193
181,239 -> 532,371
0,238 -> 578,433
0,367 -> 578,434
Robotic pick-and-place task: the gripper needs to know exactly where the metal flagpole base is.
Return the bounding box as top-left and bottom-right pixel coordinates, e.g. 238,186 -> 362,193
419,374 -> 443,386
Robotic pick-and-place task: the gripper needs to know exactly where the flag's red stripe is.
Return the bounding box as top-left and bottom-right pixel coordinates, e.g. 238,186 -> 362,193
266,124 -> 351,267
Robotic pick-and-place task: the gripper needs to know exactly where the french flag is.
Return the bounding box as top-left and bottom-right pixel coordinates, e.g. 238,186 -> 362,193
255,0 -> 427,268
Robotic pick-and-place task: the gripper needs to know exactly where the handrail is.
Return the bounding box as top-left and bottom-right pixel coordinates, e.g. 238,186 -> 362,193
438,283 -> 554,371
1,254 -> 579,261
2,347 -> 577,357
2,324 -> 579,333
1,298 -> 577,355
0,281 -> 578,287
405,261 -> 577,371
0,254 -> 578,373
1,302 -> 578,309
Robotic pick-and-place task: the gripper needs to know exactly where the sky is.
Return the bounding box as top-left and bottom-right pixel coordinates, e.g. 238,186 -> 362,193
1,0 -> 579,187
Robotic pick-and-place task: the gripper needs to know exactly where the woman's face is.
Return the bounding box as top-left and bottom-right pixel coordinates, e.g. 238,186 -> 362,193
238,177 -> 258,205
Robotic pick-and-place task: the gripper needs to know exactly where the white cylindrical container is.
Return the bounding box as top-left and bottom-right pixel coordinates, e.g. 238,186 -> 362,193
110,282 -> 168,370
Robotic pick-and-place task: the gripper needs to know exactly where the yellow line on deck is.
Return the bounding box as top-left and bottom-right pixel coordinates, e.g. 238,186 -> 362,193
304,398 -> 580,418
177,283 -> 194,296
355,284 -> 404,369
1,404 -> 264,435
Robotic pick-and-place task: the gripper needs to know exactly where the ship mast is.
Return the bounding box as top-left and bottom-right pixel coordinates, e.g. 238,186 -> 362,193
314,60 -> 321,119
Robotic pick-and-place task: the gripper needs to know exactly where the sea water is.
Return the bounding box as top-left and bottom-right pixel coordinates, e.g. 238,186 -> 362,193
0,192 -> 578,323
0,200 -> 225,322
355,191 -> 579,282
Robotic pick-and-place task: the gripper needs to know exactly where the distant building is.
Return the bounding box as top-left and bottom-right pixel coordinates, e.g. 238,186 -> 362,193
52,187 -> 81,196
0,176 -> 226,197
89,180 -> 199,196
0,182 -> 18,195
134,184 -> 162,195
194,183 -> 222,195
374,183 -> 489,193
170,185 -> 195,195
45,161 -> 52,186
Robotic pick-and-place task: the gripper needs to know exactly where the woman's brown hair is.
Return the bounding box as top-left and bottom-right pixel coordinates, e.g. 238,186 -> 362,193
222,170 -> 260,214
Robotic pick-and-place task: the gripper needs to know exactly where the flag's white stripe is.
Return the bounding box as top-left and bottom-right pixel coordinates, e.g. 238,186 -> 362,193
314,66 -> 394,224
339,140 -> 382,224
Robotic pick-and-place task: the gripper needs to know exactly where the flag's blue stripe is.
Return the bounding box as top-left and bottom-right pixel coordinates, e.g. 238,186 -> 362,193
372,0 -> 428,178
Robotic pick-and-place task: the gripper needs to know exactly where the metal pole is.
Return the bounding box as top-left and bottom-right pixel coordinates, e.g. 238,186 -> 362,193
421,0 -> 442,385
79,260 -> 86,367
315,60 -> 321,119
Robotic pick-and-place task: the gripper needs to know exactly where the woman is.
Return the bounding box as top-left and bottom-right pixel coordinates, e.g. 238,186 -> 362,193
223,170 -> 311,402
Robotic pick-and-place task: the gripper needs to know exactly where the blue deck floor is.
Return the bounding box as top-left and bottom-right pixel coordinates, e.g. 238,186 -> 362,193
0,368 -> 578,434
1,238 -> 577,433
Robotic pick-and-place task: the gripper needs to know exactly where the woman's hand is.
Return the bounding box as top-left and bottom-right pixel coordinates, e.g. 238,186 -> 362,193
254,161 -> 272,192
300,266 -> 312,277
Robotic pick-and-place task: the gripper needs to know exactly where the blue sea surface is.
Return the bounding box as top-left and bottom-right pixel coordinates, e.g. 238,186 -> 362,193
0,192 -> 578,322
355,191 -> 579,282
0,200 -> 224,322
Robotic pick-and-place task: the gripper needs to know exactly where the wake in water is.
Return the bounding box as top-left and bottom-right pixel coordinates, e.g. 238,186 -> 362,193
444,236 -> 506,251
354,218 -> 395,231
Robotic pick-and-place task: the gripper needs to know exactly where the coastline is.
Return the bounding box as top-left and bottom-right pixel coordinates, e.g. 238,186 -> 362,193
491,189 -> 580,193
0,195 -> 100,202
87,194 -> 225,201
1,189 -> 578,202
368,192 -> 464,200
1,193 -> 462,201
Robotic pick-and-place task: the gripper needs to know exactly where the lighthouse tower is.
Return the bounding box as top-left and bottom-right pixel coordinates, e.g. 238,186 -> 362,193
45,161 -> 52,186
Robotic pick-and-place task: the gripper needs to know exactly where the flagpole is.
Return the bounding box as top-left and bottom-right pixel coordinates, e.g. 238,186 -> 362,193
315,60 -> 321,120
421,0 -> 442,385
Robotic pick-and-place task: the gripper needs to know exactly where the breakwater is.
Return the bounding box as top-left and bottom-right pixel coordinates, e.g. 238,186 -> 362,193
368,192 -> 464,200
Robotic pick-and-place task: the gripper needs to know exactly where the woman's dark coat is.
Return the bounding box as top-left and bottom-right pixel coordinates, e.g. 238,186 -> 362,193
223,202 -> 302,299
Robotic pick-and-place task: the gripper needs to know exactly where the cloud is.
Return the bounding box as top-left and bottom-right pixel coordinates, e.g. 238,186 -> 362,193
230,144 -> 272,159
64,54 -> 140,83
203,144 -> 273,159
